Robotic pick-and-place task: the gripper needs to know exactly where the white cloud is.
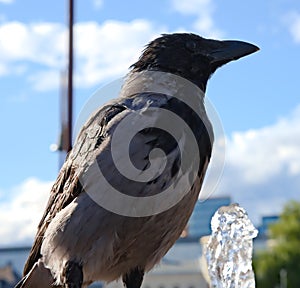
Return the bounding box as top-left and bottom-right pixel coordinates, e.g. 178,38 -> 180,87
284,11 -> 300,43
93,0 -> 103,9
28,69 -> 61,91
0,19 -> 164,90
0,21 -> 66,66
0,178 -> 52,246
171,0 -> 223,38
213,104 -> 300,223
0,63 -> 8,76
0,7 -> 225,91
226,105 -> 300,184
73,19 -> 164,88
0,11 -> 223,92
0,0 -> 14,4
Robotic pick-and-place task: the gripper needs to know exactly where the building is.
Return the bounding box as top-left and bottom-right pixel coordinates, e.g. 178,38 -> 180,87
187,196 -> 231,239
257,215 -> 279,238
253,215 -> 280,253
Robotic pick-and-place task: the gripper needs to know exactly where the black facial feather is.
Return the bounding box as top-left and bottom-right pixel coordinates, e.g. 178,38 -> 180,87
131,33 -> 216,91
131,33 -> 259,92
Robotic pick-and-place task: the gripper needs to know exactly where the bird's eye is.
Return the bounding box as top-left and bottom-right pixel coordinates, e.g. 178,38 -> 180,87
185,41 -> 197,52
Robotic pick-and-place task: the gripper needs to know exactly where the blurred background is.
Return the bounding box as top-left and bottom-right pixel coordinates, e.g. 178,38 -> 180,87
0,0 -> 299,287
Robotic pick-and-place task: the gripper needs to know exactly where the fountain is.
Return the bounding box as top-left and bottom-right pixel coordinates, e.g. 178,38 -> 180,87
205,204 -> 258,288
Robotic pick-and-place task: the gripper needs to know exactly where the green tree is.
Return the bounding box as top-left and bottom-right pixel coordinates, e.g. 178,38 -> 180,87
254,200 -> 300,288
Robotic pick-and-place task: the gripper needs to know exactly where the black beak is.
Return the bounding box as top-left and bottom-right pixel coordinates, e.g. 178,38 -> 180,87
210,40 -> 259,66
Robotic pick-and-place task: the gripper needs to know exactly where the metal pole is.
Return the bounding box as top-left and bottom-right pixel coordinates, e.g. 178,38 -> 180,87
67,0 -> 74,152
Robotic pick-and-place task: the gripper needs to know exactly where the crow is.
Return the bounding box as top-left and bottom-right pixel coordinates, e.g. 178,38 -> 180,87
16,33 -> 258,288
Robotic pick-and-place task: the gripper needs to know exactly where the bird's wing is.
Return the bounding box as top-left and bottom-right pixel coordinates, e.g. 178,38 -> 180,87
23,101 -> 128,276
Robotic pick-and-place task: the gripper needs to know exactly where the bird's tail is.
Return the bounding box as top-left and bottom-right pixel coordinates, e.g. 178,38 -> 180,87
15,259 -> 55,288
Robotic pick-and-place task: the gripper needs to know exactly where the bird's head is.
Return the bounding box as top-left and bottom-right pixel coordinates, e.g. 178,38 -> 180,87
131,33 -> 259,92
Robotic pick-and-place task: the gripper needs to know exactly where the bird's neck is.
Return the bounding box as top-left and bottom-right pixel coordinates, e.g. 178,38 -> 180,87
120,70 -> 205,106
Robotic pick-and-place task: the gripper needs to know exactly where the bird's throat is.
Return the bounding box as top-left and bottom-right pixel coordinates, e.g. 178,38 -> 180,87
120,71 -> 205,105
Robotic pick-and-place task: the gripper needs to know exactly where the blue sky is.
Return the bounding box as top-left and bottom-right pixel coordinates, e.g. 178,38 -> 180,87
0,0 -> 300,246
